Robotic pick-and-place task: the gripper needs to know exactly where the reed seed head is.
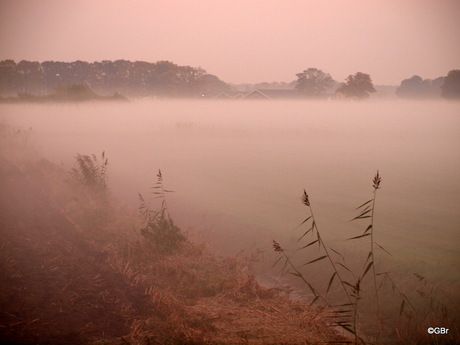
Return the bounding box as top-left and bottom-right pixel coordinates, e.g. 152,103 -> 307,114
273,240 -> 283,253
302,190 -> 310,206
373,171 -> 381,190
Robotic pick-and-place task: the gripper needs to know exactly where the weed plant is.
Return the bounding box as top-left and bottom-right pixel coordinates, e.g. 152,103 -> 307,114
70,151 -> 108,199
273,171 -> 459,345
67,151 -> 112,229
138,170 -> 186,254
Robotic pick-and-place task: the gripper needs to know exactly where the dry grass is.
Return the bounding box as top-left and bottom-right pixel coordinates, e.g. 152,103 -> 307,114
272,172 -> 460,345
104,234 -> 348,344
0,124 -> 347,345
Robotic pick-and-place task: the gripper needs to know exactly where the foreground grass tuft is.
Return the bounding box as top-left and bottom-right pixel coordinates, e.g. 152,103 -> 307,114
137,170 -> 186,255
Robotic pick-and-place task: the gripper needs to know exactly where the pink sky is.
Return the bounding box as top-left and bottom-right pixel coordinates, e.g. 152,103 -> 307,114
1,0 -> 459,85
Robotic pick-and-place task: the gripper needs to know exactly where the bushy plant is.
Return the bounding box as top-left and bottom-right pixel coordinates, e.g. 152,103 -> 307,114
70,151 -> 108,198
138,170 -> 186,254
67,151 -> 113,229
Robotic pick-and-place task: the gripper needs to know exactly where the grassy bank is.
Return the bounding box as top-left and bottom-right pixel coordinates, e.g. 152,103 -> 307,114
0,123 -> 345,344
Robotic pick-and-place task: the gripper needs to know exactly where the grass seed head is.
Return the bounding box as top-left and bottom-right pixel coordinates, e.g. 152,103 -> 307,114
302,190 -> 310,206
272,240 -> 283,253
373,171 -> 381,189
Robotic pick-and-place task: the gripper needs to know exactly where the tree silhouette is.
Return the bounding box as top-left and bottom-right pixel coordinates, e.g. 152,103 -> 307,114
295,68 -> 334,97
441,70 -> 460,99
0,59 -> 230,98
396,75 -> 444,99
336,72 -> 376,99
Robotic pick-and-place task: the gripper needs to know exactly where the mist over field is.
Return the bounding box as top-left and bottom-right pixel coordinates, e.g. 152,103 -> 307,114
1,0 -> 459,342
2,97 -> 460,345
2,99 -> 459,276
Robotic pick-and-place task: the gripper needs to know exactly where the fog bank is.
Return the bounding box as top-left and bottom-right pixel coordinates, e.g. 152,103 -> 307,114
1,99 -> 459,281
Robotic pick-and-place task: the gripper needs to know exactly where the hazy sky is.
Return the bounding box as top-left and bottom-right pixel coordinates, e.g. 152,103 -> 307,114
1,0 -> 459,85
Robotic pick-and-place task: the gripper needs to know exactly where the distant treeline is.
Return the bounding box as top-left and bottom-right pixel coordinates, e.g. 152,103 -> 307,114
1,84 -> 126,103
393,70 -> 460,99
234,69 -> 460,100
0,59 -> 459,100
0,59 -> 230,98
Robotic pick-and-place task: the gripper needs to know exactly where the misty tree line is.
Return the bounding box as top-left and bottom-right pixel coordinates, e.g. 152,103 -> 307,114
0,59 -> 230,98
0,59 -> 458,99
395,71 -> 460,99
295,69 -> 379,99
295,67 -> 460,99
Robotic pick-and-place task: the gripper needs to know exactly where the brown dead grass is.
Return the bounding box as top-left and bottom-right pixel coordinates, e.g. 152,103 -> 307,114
93,228 -> 347,345
0,124 -> 347,345
187,295 -> 340,345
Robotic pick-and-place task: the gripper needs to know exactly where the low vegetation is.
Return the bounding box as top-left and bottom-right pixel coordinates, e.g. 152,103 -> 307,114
0,124 -> 346,344
137,170 -> 186,255
273,172 -> 459,344
1,123 -> 458,344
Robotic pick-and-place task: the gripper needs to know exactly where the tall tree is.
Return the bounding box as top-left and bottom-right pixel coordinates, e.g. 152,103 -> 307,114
336,72 -> 376,99
295,68 -> 334,97
441,70 -> 460,99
